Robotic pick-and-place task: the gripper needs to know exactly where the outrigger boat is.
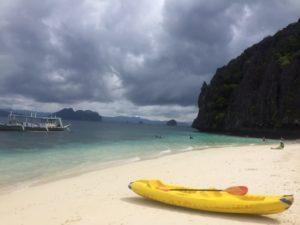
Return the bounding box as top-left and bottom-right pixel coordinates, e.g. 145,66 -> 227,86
0,112 -> 70,131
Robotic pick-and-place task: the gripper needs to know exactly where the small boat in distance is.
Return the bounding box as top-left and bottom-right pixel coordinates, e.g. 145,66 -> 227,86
0,112 -> 70,131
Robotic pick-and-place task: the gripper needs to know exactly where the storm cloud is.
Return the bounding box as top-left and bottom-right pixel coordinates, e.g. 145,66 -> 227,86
0,0 -> 299,120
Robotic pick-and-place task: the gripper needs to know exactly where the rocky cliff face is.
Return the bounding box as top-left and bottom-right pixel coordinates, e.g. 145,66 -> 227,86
193,19 -> 300,137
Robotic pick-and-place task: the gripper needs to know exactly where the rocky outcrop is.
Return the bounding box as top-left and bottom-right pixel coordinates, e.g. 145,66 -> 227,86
166,119 -> 177,126
193,19 -> 300,138
54,108 -> 102,121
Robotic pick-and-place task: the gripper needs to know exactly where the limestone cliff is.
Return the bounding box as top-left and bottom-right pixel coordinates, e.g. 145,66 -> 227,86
193,19 -> 300,137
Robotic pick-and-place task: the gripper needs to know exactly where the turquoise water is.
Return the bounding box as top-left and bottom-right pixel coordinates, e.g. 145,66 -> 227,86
0,120 -> 263,190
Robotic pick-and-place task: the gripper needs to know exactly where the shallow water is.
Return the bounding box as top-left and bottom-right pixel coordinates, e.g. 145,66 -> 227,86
0,119 -> 264,190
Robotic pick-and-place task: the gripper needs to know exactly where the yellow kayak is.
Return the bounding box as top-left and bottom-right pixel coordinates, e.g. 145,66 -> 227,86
128,180 -> 293,215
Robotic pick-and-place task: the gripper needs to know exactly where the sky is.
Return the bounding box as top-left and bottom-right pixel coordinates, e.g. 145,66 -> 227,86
0,0 -> 299,122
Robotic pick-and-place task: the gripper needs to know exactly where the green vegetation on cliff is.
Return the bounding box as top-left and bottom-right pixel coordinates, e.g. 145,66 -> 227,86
193,19 -> 300,135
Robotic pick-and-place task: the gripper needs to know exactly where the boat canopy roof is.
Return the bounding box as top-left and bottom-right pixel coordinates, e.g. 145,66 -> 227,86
9,113 -> 62,121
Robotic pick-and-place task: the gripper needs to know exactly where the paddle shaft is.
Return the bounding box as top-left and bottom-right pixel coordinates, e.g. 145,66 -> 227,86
158,185 -> 248,195
169,188 -> 222,192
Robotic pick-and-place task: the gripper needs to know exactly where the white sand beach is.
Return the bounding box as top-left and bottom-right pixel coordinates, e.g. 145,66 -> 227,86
0,144 -> 299,225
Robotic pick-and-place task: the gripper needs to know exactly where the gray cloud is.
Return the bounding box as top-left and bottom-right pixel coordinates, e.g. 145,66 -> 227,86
123,0 -> 300,106
0,0 -> 299,119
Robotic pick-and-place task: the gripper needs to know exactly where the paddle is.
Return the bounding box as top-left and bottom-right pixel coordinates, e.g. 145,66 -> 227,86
159,186 -> 248,196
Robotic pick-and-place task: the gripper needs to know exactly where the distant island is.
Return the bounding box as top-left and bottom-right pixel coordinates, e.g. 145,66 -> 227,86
53,108 -> 102,122
0,110 -> 9,117
166,119 -> 177,126
0,108 -> 190,126
103,116 -> 189,126
193,19 -> 300,138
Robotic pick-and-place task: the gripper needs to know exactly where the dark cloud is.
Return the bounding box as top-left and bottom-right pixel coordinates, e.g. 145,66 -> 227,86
0,0 -> 299,115
122,0 -> 300,106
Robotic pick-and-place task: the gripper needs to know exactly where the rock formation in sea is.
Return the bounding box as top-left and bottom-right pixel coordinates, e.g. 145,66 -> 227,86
166,119 -> 177,126
54,108 -> 102,121
193,19 -> 300,138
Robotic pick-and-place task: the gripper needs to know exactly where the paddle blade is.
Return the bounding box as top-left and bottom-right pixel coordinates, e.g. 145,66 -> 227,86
225,186 -> 248,195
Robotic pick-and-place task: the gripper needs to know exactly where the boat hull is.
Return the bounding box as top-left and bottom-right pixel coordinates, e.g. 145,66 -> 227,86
25,127 -> 67,131
0,124 -> 68,131
129,180 -> 293,215
0,124 -> 24,131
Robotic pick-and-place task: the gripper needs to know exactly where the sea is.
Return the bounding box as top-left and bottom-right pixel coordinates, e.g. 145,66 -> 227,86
0,119 -> 266,192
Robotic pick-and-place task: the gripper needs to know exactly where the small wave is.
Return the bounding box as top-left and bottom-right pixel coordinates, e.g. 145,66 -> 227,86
126,156 -> 141,162
181,146 -> 194,152
142,149 -> 172,160
158,149 -> 172,156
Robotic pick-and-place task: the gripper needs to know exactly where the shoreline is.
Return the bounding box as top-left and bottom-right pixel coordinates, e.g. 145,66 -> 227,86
0,144 -> 299,225
0,142 -> 270,195
192,128 -> 300,140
